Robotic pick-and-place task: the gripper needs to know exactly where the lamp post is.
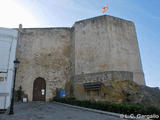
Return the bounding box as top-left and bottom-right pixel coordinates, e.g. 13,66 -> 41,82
9,59 -> 20,115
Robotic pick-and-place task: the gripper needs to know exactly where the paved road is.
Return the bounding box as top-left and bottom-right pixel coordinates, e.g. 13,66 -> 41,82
0,102 -> 124,120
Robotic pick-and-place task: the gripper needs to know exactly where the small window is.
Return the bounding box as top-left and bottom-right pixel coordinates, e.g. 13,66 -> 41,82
0,77 -> 4,82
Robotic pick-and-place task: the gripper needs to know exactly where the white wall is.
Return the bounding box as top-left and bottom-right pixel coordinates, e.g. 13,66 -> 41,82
0,27 -> 18,109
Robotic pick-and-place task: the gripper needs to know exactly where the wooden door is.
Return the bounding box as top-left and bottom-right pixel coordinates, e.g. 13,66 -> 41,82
33,77 -> 46,101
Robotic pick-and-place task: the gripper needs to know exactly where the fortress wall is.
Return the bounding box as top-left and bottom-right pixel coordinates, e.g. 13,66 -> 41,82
16,28 -> 71,101
14,15 -> 145,102
73,15 -> 145,85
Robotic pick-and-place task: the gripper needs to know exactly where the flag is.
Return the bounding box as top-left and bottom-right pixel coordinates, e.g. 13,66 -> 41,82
102,5 -> 108,13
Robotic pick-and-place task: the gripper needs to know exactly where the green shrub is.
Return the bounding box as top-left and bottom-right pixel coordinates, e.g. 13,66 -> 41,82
54,98 -> 160,119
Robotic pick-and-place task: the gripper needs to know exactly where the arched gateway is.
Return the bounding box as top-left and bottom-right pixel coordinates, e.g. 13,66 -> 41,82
33,77 -> 46,101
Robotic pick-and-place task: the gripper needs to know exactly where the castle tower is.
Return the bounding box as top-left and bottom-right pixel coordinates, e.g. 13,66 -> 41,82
71,15 -> 145,85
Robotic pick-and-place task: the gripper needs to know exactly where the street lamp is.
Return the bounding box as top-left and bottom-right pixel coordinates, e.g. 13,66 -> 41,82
9,59 -> 20,115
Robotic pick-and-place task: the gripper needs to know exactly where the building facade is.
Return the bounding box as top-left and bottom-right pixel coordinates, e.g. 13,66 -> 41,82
15,15 -> 145,102
0,28 -> 18,109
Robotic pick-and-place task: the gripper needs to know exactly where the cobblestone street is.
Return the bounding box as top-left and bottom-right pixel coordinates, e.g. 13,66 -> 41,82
0,102 -> 124,120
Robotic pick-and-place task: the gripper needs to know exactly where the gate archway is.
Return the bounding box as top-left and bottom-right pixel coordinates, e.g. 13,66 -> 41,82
33,77 -> 46,101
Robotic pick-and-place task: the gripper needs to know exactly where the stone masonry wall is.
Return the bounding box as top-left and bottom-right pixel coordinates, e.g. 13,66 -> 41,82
72,71 -> 133,100
16,28 -> 71,101
73,15 -> 145,85
74,71 -> 133,84
15,15 -> 145,102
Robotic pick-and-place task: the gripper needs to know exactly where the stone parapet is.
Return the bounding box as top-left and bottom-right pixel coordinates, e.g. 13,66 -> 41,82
73,71 -> 133,84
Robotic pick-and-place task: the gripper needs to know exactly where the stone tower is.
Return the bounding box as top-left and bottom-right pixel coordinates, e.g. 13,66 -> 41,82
71,15 -> 145,85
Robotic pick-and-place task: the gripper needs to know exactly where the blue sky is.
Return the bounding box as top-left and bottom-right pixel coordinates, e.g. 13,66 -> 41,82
0,0 -> 159,87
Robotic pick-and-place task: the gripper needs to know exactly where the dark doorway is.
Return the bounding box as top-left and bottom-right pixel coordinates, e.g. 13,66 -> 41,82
33,77 -> 46,101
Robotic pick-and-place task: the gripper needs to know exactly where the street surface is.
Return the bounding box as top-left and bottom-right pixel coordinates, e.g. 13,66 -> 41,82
0,102 -> 125,120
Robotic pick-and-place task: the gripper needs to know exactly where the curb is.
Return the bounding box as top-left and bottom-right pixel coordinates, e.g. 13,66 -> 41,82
53,101 -> 121,118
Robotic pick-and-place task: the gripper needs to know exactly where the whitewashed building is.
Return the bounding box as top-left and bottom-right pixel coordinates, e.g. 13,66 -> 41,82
0,28 -> 18,109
